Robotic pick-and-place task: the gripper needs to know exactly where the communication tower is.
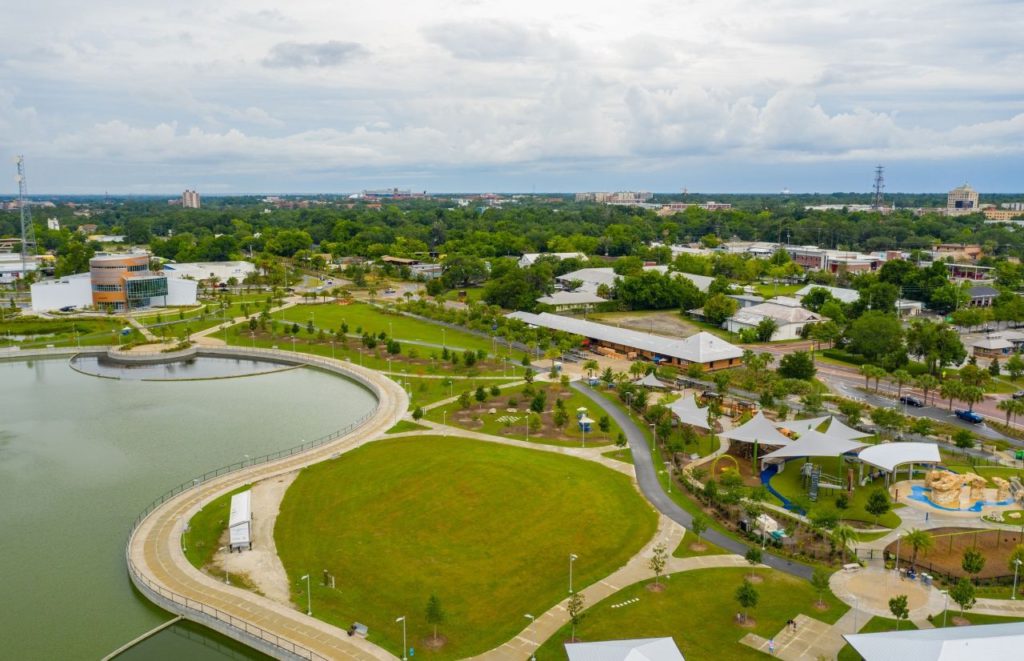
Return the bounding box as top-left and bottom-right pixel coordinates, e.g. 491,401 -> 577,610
15,155 -> 36,277
872,165 -> 885,210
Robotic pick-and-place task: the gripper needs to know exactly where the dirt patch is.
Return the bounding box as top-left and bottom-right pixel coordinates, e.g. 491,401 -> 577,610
215,471 -> 297,605
746,574 -> 765,584
736,616 -> 758,629
423,635 -> 448,650
813,601 -> 830,612
952,616 -> 972,626
592,311 -> 701,338
646,582 -> 667,592
689,542 -> 707,553
885,527 -> 1024,580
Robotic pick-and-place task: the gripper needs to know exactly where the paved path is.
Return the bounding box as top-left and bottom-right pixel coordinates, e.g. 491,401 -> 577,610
128,350 -> 408,660
573,381 -> 816,580
191,301 -> 298,346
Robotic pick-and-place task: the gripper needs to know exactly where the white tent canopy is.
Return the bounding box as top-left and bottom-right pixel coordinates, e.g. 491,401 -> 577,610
634,373 -> 670,389
844,621 -> 1024,661
762,429 -> 870,460
857,442 -> 941,472
781,416 -> 831,434
669,394 -> 710,430
825,417 -> 873,440
228,490 -> 252,551
720,412 -> 792,446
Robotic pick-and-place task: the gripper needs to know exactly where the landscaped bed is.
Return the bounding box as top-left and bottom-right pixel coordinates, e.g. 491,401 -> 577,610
533,566 -> 848,660
886,527 -> 1024,581
275,436 -> 658,659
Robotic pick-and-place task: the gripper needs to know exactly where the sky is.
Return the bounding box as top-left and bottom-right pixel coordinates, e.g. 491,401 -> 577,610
1,0 -> 1022,194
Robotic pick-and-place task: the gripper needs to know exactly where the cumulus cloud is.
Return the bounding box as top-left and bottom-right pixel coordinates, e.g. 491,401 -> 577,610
422,20 -> 574,61
262,40 -> 367,68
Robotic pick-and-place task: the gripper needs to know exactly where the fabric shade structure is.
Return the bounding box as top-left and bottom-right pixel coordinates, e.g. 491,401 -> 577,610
720,411 -> 793,446
857,442 -> 940,473
634,372 -> 670,389
762,429 -> 869,460
668,394 -> 710,430
825,417 -> 873,440
781,416 -> 830,434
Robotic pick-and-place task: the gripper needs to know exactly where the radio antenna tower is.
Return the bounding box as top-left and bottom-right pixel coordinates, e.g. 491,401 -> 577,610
871,165 -> 885,210
15,156 -> 37,278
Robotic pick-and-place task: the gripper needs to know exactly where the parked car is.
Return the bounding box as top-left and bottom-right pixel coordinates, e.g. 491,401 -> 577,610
954,409 -> 984,424
1013,390 -> 1024,400
899,395 -> 924,407
58,305 -> 77,312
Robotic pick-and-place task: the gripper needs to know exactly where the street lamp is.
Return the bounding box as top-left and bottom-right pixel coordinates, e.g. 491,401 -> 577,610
941,590 -> 949,627
569,553 -> 578,593
524,614 -> 537,661
396,616 -> 407,661
301,574 -> 312,615
664,462 -> 673,493
1014,559 -> 1023,600
442,327 -> 446,349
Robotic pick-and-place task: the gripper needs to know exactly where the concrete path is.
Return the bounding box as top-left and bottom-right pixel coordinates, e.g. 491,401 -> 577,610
128,350 -> 408,660
573,381 -> 816,580
191,300 -> 298,346
741,613 -> 841,661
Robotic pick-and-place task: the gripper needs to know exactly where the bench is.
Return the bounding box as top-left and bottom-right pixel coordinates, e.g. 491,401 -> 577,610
843,563 -> 860,572
348,622 -> 368,638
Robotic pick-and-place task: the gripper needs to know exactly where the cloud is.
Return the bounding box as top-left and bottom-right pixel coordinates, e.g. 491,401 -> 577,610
422,20 -> 574,61
262,40 -> 367,68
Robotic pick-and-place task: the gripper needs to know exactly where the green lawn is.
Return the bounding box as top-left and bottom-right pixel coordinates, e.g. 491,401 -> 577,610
275,436 -> 658,659
385,420 -> 430,434
534,567 -> 848,660
183,484 -> 252,571
673,536 -> 728,558
837,617 -> 918,661
767,457 -> 903,528
946,464 -> 1024,486
442,288 -> 485,304
424,382 -> 623,447
272,303 -> 507,356
932,610 -> 1024,627
754,283 -> 804,299
601,448 -> 633,464
0,316 -> 144,348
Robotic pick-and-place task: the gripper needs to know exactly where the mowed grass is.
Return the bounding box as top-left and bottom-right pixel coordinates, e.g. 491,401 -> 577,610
183,484 -> 252,570
275,436 -> 658,659
768,457 -> 903,528
0,316 -> 145,348
534,567 -> 848,661
272,302 -> 509,356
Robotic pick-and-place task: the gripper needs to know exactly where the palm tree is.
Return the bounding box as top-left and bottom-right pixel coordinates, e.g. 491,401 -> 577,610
860,364 -> 873,389
904,528 -> 934,570
868,366 -> 886,392
940,380 -> 963,411
583,359 -> 599,378
629,361 -> 647,379
916,374 -> 939,406
998,398 -> 1016,425
831,524 -> 856,564
892,369 -> 912,400
961,385 -> 985,413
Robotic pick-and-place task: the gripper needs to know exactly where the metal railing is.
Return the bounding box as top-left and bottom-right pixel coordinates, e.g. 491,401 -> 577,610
121,347 -> 385,661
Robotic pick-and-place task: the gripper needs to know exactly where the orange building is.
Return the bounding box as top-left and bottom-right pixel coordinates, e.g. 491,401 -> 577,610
89,254 -> 168,311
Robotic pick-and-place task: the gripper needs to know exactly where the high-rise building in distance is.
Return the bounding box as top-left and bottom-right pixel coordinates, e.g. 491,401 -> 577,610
947,184 -> 979,215
182,189 -> 201,208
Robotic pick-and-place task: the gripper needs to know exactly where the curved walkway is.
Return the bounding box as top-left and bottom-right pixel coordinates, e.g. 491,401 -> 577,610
127,348 -> 409,660
572,381 -> 816,580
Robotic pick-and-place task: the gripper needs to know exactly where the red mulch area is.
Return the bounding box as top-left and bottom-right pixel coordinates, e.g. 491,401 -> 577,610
885,527 -> 1024,579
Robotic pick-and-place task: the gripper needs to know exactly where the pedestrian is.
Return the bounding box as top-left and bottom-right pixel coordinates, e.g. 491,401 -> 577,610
769,639 -> 775,656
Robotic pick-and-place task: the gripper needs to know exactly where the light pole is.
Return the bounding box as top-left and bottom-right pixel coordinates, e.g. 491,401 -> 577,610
664,461 -> 673,493
569,553 -> 578,593
442,327 -> 446,350
301,574 -> 311,615
396,616 -> 407,661
1014,559 -> 1023,600
524,614 -> 536,661
941,590 -> 949,627
894,530 -> 903,578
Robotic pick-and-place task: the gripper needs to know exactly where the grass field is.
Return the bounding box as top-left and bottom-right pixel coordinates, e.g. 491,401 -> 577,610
768,457 -> 903,528
386,420 -> 430,434
275,436 -> 658,659
424,382 -> 623,447
836,617 -> 918,660
754,283 -> 804,299
946,464 -> 1024,486
673,536 -> 728,558
533,567 -> 848,660
601,448 -> 633,464
932,610 -> 1024,627
272,303 -> 507,356
141,293 -> 273,338
0,316 -> 144,348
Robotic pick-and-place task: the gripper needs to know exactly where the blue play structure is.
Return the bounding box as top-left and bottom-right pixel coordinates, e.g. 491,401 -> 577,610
759,463 -> 807,515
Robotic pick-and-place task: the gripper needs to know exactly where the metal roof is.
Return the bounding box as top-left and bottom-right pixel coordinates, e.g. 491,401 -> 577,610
844,621 -> 1024,660
566,638 -> 685,661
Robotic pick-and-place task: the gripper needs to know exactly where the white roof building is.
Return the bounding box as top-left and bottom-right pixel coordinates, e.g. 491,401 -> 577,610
537,291 -> 607,309
858,442 -> 940,473
229,490 -> 253,551
566,638 -> 685,661
844,621 -> 1024,660
161,261 -> 257,282
725,301 -> 823,341
506,311 -> 742,368
795,284 -> 861,304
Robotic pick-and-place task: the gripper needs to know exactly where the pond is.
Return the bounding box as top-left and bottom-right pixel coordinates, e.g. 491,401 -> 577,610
0,356 -> 377,660
70,354 -> 292,380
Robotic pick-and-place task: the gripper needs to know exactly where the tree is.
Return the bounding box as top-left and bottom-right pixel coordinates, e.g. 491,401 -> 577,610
888,594 -> 909,630
953,429 -> 975,449
960,385 -> 985,413
904,529 -> 934,569
915,374 -> 939,406
1007,353 -> 1024,381
412,407 -> 424,421
735,579 -> 759,623
949,577 -> 976,617
810,567 -> 831,608
425,594 -> 446,640
598,415 -> 611,433
583,359 -> 599,378
567,591 -> 586,641
745,547 -> 762,581
990,357 -> 1002,377
754,318 -> 778,342
940,379 -> 963,411
475,385 -> 487,404
691,514 -> 709,546
530,391 -> 547,413
650,543 -> 668,587
831,524 -> 855,563
440,254 -> 488,288
865,488 -> 891,525
458,391 -> 472,409
778,351 -> 816,379
905,319 -> 966,374
1007,544 -> 1024,577
962,547 -> 986,584
54,236 -> 95,277
892,369 -> 912,400
846,312 -> 905,364
838,400 -> 864,426
703,293 -> 739,326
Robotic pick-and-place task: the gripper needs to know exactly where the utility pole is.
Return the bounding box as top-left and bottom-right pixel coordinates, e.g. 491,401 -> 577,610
15,156 -> 37,282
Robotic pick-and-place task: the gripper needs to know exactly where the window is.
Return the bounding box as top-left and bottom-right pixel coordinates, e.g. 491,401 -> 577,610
92,283 -> 122,292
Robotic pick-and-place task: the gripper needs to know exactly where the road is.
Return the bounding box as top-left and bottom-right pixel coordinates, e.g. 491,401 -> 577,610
573,381 -> 814,580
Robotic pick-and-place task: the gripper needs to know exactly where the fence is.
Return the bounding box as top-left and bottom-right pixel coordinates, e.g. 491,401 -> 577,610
119,346 -> 384,660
